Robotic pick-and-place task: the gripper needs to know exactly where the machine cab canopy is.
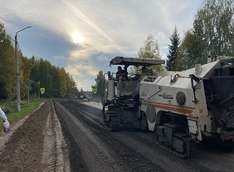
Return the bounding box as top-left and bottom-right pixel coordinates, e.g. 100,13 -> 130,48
110,56 -> 165,68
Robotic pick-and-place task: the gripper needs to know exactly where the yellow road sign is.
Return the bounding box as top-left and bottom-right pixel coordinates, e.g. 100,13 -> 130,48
40,87 -> 45,94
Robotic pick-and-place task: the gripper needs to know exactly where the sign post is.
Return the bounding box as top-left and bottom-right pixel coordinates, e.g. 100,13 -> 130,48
37,81 -> 40,99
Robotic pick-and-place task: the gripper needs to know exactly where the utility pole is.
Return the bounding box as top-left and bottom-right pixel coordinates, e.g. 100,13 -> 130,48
15,26 -> 32,111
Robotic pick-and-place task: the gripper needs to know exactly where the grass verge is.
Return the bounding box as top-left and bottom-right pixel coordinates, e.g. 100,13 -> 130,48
0,99 -> 45,130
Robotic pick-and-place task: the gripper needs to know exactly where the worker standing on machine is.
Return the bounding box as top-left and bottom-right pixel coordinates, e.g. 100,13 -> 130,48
116,66 -> 127,81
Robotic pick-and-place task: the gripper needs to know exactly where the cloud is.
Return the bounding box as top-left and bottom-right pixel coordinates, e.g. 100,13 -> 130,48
65,61 -> 99,90
0,0 -> 203,90
156,32 -> 168,41
97,55 -> 108,61
62,0 -> 113,42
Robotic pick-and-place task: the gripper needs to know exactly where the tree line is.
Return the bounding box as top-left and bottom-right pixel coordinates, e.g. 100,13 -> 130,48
0,22 -> 78,103
94,0 -> 234,97
169,0 -> 234,71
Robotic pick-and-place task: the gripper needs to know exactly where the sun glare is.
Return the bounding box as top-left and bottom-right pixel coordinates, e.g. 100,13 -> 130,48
72,32 -> 84,44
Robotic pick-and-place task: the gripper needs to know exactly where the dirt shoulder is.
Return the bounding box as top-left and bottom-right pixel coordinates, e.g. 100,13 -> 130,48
0,101 -> 69,172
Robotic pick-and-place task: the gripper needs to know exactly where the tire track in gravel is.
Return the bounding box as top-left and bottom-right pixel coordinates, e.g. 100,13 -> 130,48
56,100 -> 234,172
41,102 -> 70,172
54,102 -> 164,172
75,100 -> 234,172
55,100 -> 133,172
65,100 -> 222,172
54,101 -> 89,172
58,100 -> 165,172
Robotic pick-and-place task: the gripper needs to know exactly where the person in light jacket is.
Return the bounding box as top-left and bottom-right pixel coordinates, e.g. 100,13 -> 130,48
0,107 -> 10,134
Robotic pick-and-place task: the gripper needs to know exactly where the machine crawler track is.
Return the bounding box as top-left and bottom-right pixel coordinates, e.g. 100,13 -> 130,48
157,134 -> 196,159
103,110 -> 120,131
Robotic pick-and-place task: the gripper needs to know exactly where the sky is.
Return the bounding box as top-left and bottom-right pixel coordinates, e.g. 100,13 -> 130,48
0,0 -> 203,91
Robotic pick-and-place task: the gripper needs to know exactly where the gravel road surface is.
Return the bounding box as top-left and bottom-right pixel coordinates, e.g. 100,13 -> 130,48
0,99 -> 233,172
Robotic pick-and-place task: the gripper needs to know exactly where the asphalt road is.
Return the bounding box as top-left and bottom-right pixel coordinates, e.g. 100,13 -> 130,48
54,99 -> 234,172
1,99 -> 233,172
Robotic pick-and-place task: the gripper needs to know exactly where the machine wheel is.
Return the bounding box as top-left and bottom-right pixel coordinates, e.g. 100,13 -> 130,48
103,108 -> 119,132
105,118 -> 114,131
181,136 -> 196,159
156,132 -> 196,159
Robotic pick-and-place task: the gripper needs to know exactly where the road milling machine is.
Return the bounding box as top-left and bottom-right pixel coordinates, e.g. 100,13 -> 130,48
102,56 -> 165,130
102,56 -> 234,158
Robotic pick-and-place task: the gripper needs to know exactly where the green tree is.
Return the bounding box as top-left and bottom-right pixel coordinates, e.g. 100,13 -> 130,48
58,67 -> 68,98
138,34 -> 162,73
193,0 -> 234,58
138,34 -> 161,59
51,66 -> 61,97
175,30 -> 206,71
95,71 -> 105,96
0,21 -> 78,101
21,55 -> 34,99
69,77 -> 78,98
167,26 -> 180,71
0,22 -> 15,100
29,57 -> 77,98
175,0 -> 233,70
38,59 -> 53,98
29,56 -> 42,98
